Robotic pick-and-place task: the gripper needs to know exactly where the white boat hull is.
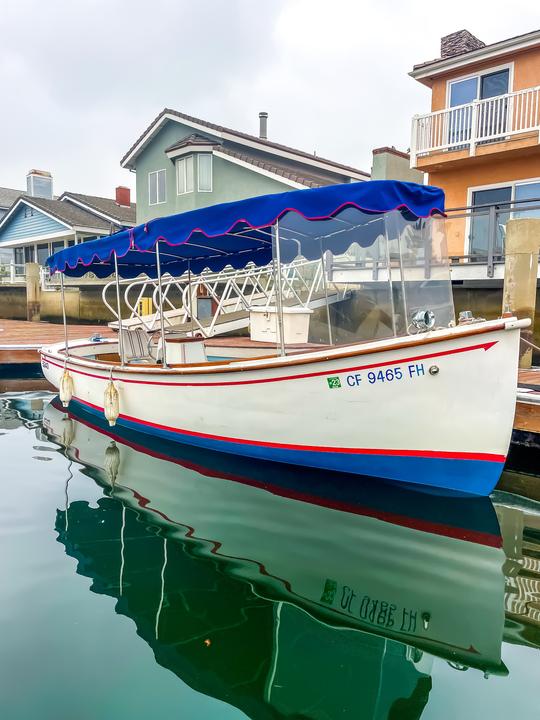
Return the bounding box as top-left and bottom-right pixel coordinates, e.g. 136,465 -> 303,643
40,318 -> 527,495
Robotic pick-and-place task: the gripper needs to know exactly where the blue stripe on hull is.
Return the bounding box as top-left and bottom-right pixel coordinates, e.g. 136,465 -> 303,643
71,399 -> 503,497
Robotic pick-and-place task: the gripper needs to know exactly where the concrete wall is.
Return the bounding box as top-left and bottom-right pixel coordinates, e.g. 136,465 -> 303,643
135,120 -> 292,223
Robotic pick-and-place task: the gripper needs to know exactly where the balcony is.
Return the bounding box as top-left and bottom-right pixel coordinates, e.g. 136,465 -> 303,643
410,86 -> 540,169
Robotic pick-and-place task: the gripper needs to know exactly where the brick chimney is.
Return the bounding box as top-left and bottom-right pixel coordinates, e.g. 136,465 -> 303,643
441,30 -> 485,59
115,186 -> 131,207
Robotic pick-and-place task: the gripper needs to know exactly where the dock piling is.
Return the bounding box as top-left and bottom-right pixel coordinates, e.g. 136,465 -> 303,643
502,218 -> 540,368
25,263 -> 41,323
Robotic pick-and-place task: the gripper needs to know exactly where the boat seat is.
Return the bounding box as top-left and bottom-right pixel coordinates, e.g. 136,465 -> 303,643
120,328 -> 156,364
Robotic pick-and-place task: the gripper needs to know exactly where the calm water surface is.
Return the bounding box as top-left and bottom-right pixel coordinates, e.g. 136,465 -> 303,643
1,392 -> 539,720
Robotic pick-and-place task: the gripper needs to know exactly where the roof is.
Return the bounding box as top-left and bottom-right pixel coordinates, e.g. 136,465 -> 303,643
59,192 -> 136,225
2,196 -> 110,232
121,108 -> 369,179
411,28 -> 540,82
164,133 -> 221,153
216,147 -> 336,188
0,186 -> 26,209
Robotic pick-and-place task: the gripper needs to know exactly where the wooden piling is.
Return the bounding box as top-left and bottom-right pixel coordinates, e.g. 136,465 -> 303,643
25,263 -> 41,323
502,218 -> 540,368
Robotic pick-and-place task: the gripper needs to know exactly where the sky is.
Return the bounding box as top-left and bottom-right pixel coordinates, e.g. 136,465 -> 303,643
0,0 -> 537,198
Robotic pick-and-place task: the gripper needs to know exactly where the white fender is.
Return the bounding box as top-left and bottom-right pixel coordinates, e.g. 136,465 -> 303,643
59,370 -> 74,408
104,379 -> 120,427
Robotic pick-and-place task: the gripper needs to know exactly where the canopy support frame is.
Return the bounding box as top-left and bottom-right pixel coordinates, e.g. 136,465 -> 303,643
155,242 -> 168,368
60,273 -> 69,357
273,221 -> 286,357
113,252 -> 126,365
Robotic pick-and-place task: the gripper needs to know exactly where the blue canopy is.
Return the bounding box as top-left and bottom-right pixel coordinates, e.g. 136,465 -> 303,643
47,181 -> 445,279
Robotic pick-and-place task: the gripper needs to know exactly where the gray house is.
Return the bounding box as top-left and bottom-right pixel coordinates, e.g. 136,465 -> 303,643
121,109 -> 370,224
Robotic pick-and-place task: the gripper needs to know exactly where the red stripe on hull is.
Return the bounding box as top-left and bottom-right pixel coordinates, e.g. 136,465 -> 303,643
42,339 -> 497,388
72,395 -> 506,464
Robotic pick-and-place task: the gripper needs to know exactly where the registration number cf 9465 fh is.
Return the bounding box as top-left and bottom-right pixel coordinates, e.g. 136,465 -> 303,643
326,363 -> 426,389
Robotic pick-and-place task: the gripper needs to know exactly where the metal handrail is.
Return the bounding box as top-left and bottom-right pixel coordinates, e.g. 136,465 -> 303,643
103,258 -> 330,337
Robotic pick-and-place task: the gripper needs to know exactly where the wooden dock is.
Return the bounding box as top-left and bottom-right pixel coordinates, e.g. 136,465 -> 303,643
0,319 -> 114,364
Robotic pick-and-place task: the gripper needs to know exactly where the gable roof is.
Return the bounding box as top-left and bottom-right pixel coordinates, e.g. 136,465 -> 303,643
59,192 -> 136,226
215,147 -> 337,188
0,186 -> 27,209
121,108 -> 369,180
164,133 -> 221,154
0,195 -> 111,235
411,28 -> 540,83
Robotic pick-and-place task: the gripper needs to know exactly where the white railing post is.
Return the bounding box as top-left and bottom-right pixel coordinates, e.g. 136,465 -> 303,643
469,99 -> 479,156
410,115 -> 418,168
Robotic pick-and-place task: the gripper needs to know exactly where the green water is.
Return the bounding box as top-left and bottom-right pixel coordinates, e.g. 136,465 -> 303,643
1,392 -> 539,720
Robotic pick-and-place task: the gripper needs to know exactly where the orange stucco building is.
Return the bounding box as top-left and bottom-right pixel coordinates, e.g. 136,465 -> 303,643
410,29 -> 540,258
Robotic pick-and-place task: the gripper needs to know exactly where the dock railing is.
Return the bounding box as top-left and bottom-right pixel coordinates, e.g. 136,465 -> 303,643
0,262 -> 26,284
444,196 -> 540,278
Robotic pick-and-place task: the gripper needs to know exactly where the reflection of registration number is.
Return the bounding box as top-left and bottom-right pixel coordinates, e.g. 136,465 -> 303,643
320,578 -> 421,633
344,363 -> 425,388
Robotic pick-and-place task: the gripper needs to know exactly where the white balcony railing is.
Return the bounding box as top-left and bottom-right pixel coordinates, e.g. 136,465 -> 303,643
410,85 -> 540,166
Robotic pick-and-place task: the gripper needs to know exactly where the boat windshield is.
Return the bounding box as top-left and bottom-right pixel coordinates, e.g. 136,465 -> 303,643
274,207 -> 455,346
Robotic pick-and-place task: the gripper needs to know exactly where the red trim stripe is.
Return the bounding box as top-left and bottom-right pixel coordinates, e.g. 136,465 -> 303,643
42,339 -> 497,388
72,395 -> 506,463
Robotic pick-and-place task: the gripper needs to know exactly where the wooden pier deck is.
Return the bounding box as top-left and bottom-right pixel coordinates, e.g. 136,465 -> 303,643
0,319 -> 114,364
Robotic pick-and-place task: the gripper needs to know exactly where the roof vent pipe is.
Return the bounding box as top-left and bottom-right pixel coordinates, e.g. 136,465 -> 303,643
259,112 -> 268,140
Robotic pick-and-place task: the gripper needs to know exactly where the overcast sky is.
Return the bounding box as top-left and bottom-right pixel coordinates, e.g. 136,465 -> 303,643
0,0 -> 537,197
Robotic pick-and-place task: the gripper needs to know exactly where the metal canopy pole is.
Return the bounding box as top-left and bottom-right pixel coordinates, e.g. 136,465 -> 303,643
320,244 -> 334,346
187,260 -> 194,336
60,272 -> 69,356
155,242 -> 168,367
113,252 -> 125,365
273,221 -> 286,357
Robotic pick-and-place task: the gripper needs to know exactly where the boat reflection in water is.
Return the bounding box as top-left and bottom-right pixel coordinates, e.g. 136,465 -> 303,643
43,398 -> 507,719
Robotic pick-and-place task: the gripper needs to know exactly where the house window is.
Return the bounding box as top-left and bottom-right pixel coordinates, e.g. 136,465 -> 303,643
51,241 -> 65,254
469,179 -> 540,256
198,154 -> 213,192
448,67 -> 510,144
37,244 -> 49,266
449,68 -> 510,107
149,169 -> 166,205
14,247 -> 25,273
177,156 -> 194,195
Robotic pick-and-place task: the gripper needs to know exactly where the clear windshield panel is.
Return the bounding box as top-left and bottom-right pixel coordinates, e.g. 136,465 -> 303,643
384,210 -> 455,335
274,208 -> 396,346
273,207 -> 455,347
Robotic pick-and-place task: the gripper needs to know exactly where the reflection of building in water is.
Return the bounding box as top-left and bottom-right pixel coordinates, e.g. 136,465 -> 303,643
55,497 -> 432,720
0,395 -> 47,430
496,498 -> 540,649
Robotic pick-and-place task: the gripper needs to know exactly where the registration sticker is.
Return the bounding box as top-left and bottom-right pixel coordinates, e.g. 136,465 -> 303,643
326,376 -> 342,389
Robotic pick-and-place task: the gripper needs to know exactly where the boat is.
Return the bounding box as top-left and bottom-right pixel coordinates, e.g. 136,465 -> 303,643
41,180 -> 529,495
43,397 -> 507,690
